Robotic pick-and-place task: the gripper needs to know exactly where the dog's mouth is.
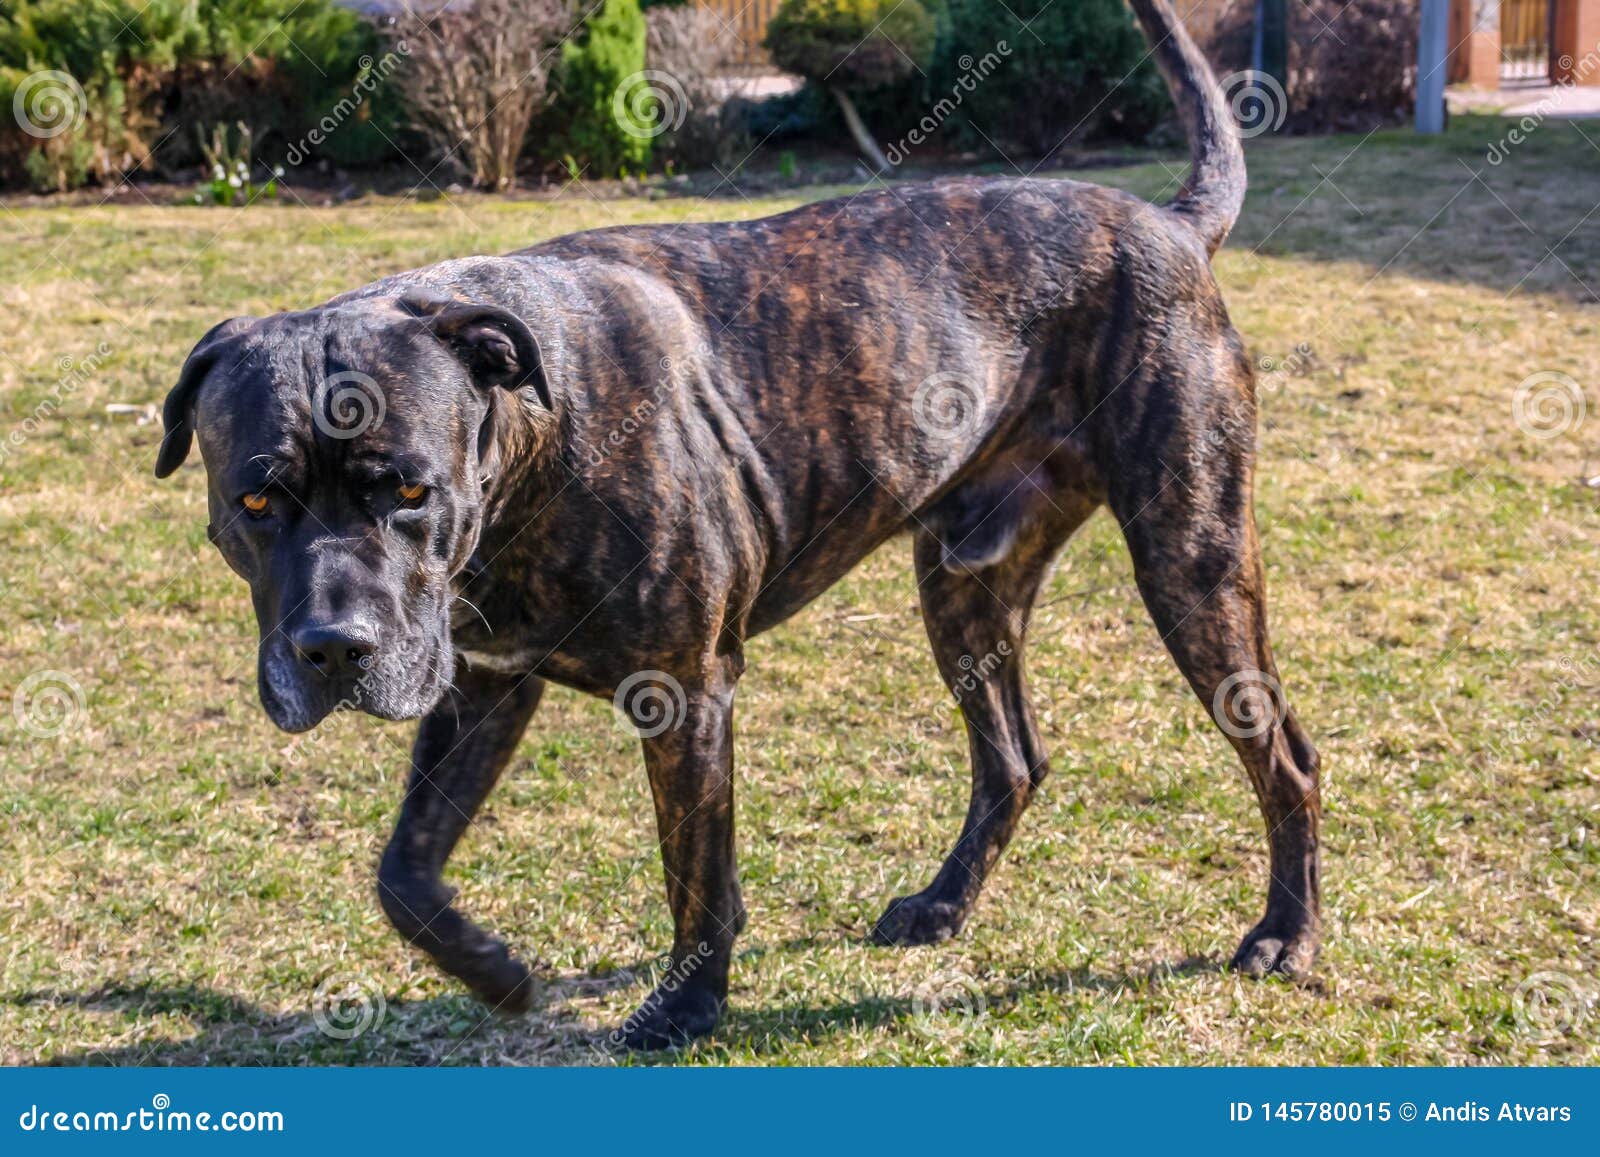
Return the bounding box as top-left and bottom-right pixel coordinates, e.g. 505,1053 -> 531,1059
256,630 -> 453,733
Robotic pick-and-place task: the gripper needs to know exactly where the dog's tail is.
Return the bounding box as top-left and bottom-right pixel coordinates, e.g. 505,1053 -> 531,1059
1127,0 -> 1246,257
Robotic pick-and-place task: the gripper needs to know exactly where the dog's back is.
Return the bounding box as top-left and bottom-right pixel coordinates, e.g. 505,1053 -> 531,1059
511,0 -> 1254,621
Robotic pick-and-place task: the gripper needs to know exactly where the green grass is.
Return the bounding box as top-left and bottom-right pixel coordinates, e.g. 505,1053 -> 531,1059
1,115 -> 1598,1065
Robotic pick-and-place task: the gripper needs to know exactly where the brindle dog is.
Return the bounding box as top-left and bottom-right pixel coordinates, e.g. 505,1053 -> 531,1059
155,0 -> 1321,1048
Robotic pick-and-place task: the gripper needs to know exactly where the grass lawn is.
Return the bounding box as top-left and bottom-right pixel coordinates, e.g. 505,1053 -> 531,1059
1,115 -> 1597,1066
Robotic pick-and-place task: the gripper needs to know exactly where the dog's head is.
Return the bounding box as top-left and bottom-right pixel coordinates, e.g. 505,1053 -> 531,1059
154,292 -> 550,732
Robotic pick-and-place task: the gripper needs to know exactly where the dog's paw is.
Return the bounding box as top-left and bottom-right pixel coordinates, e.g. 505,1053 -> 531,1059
1229,919 -> 1320,980
615,985 -> 722,1052
870,893 -> 968,946
465,953 -> 539,1014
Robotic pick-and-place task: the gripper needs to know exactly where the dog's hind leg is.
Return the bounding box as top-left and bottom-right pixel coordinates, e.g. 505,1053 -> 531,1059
378,666 -> 545,1011
872,488 -> 1097,946
1110,418 -> 1322,978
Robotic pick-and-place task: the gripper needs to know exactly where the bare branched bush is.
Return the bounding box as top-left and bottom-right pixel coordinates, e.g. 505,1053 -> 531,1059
1289,0 -> 1417,130
1205,0 -> 1417,131
645,4 -> 750,170
387,0 -> 574,190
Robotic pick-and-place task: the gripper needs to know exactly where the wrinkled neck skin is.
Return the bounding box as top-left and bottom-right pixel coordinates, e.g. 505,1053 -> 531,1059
453,387 -> 567,615
478,390 -> 568,535
444,265 -> 573,592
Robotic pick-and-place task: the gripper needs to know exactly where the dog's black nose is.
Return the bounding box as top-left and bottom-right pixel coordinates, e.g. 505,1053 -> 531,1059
290,622 -> 376,677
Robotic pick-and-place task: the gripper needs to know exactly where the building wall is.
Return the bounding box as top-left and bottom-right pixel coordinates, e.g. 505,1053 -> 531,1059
1451,0 -> 1600,87
1450,0 -> 1503,86
1554,0 -> 1600,82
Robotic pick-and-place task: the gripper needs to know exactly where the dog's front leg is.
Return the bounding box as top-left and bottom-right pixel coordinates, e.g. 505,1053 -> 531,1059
378,666 -> 545,1011
618,677 -> 745,1050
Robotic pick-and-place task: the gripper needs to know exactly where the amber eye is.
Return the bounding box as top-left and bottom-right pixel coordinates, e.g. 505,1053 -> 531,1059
397,482 -> 427,505
241,493 -> 269,514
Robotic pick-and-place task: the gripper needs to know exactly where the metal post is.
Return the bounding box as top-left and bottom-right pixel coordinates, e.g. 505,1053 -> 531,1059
1260,0 -> 1289,91
1417,0 -> 1450,133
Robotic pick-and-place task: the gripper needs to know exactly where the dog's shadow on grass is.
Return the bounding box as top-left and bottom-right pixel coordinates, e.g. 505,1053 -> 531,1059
13,955 -> 1236,1064
702,954 -> 1228,1059
9,963 -> 656,1066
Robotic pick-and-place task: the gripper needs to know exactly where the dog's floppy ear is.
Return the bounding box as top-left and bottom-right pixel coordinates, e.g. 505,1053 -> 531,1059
403,292 -> 552,411
154,317 -> 256,479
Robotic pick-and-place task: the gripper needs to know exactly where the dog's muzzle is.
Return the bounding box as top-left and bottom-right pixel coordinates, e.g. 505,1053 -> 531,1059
258,615 -> 450,733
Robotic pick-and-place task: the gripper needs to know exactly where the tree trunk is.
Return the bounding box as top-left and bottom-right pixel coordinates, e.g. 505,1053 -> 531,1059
829,86 -> 893,174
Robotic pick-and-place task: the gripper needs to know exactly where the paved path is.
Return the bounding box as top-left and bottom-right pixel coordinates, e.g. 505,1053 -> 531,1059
1449,83 -> 1600,119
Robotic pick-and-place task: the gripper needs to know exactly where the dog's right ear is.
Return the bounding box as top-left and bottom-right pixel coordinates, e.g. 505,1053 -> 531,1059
154,317 -> 256,479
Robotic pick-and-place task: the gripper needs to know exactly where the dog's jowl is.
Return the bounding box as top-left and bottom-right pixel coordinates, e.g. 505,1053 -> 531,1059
155,0 -> 1321,1049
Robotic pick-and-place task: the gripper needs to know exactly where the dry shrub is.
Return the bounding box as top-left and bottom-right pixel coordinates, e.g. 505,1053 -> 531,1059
645,4 -> 750,170
1205,0 -> 1418,132
1291,0 -> 1417,129
387,0 -> 574,189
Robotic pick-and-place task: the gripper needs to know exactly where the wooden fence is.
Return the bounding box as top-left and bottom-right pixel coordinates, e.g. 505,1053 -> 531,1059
696,0 -> 782,72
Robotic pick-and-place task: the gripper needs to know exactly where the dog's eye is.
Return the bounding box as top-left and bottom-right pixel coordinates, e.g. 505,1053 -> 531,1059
397,482 -> 428,506
241,493 -> 269,514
